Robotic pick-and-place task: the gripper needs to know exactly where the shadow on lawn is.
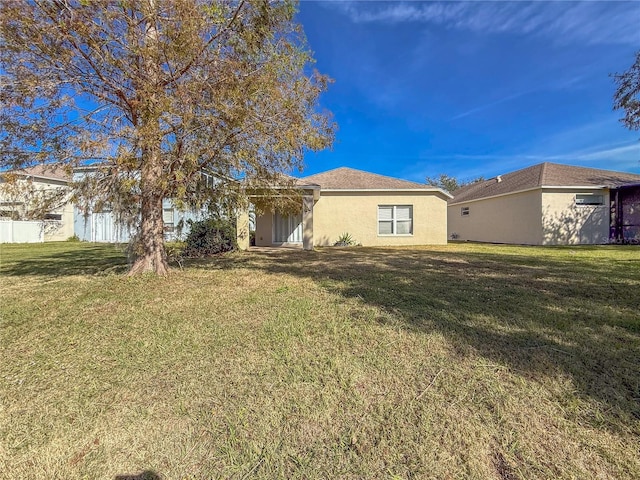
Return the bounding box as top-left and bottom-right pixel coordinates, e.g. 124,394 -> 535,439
223,246 -> 640,431
115,470 -> 162,480
0,244 -> 128,277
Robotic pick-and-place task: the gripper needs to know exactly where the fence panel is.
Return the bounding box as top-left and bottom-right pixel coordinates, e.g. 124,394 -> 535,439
0,220 -> 44,243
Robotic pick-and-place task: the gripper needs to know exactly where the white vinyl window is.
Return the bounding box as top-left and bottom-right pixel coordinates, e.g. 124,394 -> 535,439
378,205 -> 413,235
163,208 -> 174,231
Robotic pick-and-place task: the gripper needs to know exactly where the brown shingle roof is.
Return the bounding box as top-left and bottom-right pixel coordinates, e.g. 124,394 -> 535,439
450,162 -> 640,204
301,167 -> 429,190
13,164 -> 71,182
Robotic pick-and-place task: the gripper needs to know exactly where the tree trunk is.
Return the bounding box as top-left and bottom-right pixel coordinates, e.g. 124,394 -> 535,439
128,0 -> 168,276
128,157 -> 168,276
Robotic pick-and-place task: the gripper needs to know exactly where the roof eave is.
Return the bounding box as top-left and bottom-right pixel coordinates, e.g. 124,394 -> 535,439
448,184 -> 614,206
321,188 -> 453,198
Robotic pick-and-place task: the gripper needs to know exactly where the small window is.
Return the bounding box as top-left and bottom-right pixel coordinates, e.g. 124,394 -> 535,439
575,194 -> 604,206
44,213 -> 62,221
461,207 -> 470,216
163,208 -> 174,226
378,205 -> 413,235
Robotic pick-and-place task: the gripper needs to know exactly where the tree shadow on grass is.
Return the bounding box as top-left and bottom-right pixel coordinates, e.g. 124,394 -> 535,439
214,246 -> 640,433
0,244 -> 129,277
115,470 -> 162,480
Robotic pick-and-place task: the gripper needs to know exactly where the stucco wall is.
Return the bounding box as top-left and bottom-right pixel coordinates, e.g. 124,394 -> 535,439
312,191 -> 447,246
255,210 -> 274,247
0,176 -> 74,241
44,200 -> 75,241
448,189 -> 543,245
254,191 -> 448,247
541,189 -> 609,245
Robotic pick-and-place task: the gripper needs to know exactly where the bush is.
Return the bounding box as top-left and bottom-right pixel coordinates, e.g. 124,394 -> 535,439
182,218 -> 237,257
334,232 -> 356,247
165,241 -> 186,259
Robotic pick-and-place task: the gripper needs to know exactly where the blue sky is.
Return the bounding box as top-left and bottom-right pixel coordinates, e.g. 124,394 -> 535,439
296,1 -> 640,182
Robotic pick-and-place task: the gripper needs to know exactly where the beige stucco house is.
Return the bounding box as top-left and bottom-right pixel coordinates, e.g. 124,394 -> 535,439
252,167 -> 451,249
0,165 -> 74,242
448,162 -> 640,245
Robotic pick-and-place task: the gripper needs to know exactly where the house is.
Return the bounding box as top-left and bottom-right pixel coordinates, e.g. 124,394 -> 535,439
0,164 -> 74,241
72,165 -> 210,243
448,162 -> 640,245
252,167 -> 451,249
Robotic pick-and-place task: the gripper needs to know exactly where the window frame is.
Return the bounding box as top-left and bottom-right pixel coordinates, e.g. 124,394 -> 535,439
461,206 -> 470,216
575,194 -> 604,206
377,205 -> 413,236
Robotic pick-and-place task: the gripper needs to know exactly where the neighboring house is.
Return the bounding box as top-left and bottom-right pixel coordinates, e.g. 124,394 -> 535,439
72,165 -> 212,243
448,162 -> 640,245
0,165 -> 74,241
252,167 -> 451,249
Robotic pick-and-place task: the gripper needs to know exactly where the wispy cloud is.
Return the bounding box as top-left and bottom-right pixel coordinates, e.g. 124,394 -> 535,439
449,89 -> 534,121
528,142 -> 640,163
402,140 -> 640,181
449,75 -> 585,121
329,1 -> 640,46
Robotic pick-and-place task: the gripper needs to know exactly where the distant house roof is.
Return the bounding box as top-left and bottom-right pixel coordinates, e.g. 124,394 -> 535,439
301,167 -> 449,196
10,164 -> 72,182
450,162 -> 640,204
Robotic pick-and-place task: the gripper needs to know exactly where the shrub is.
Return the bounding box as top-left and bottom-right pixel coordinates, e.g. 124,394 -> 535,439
165,241 -> 186,259
182,218 -> 237,257
334,232 -> 356,247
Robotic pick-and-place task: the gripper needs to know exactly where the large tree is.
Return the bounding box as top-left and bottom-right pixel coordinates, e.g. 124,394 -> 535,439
0,0 -> 334,274
613,50 -> 640,134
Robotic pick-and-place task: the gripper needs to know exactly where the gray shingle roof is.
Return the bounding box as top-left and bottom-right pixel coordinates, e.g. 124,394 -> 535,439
301,167 -> 429,190
450,162 -> 640,204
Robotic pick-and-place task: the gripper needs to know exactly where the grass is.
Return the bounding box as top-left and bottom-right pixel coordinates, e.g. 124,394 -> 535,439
0,241 -> 639,479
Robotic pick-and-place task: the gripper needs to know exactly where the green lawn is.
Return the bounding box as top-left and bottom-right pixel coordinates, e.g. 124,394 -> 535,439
1,242 -> 639,479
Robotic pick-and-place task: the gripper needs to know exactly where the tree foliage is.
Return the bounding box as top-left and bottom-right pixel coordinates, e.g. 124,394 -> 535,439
613,50 -> 640,133
182,218 -> 237,257
0,0 -> 335,274
425,173 -> 484,193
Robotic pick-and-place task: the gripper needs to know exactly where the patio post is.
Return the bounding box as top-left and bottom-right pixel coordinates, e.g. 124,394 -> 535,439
302,194 -> 314,250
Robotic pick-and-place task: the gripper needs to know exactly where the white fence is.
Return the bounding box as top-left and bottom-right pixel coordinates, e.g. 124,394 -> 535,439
0,219 -> 44,243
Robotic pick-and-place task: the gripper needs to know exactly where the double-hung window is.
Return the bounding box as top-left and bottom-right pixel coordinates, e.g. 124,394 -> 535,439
378,205 -> 413,235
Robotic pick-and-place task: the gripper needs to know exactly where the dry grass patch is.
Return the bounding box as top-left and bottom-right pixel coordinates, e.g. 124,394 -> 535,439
0,242 -> 638,479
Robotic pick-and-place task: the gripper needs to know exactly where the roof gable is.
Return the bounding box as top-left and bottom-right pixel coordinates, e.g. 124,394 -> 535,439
450,162 -> 640,204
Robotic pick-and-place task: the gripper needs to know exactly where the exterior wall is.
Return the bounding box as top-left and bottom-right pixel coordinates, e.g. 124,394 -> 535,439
0,176 -> 74,241
44,198 -> 75,241
74,208 -> 135,243
448,190 -> 543,245
312,191 -> 447,246
254,191 -> 448,247
541,189 -> 609,245
74,200 -> 205,243
255,210 -> 274,247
